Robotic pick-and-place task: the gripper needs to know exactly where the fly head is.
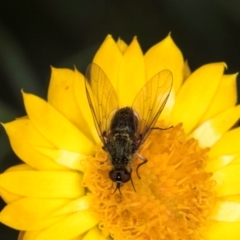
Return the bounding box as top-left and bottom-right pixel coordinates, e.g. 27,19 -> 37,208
109,169 -> 132,194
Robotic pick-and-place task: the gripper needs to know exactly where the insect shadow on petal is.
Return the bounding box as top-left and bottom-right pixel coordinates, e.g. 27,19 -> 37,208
85,63 -> 173,194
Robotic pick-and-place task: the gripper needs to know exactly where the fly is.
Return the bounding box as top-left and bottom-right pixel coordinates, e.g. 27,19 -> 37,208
85,63 -> 173,193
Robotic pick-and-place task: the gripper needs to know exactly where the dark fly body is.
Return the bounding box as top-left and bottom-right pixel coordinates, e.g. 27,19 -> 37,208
85,63 -> 173,193
105,107 -> 138,191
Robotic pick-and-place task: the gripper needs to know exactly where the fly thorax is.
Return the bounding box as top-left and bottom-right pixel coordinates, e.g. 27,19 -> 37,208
107,131 -> 134,168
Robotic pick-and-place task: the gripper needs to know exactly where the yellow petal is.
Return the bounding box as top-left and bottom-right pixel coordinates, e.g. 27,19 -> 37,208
47,67 -> 93,141
118,37 -> 145,107
21,231 -> 39,240
34,210 -> 99,240
230,155 -> 240,165
3,119 -> 66,170
93,35 -> 122,92
51,196 -> 90,216
144,34 -> 184,93
211,199 -> 240,222
70,235 -> 85,240
82,227 -> 110,240
183,60 -> 191,81
133,35 -> 178,122
0,170 -> 84,198
34,147 -> 87,172
0,198 -> 70,230
206,155 -> 238,172
209,127 -> 240,158
23,92 -> 94,155
117,38 -> 128,54
160,90 -> 176,124
171,63 -> 226,134
199,73 -> 238,124
0,165 -> 33,203
189,105 -> 240,147
204,221 -> 240,240
6,214 -> 65,232
5,164 -> 33,172
73,69 -> 99,144
212,163 -> 240,196
0,187 -> 21,203
21,229 -> 85,240
18,231 -> 24,240
222,195 -> 240,203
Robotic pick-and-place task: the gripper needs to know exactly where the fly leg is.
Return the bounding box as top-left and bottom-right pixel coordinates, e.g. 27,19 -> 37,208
112,183 -> 122,195
130,178 -> 136,192
136,154 -> 148,179
102,131 -> 108,152
100,131 -> 108,164
102,146 -> 107,151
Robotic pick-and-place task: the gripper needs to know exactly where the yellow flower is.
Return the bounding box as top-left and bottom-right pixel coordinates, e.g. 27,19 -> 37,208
0,34 -> 240,240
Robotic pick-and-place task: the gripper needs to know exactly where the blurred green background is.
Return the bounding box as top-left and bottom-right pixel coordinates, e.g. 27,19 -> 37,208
0,0 -> 240,238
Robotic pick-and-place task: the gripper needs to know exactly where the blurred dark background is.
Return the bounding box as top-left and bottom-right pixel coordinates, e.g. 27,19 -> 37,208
1,0 -> 240,238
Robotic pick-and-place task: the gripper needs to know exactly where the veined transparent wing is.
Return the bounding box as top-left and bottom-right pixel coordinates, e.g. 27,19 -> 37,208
132,69 -> 173,146
85,63 -> 119,144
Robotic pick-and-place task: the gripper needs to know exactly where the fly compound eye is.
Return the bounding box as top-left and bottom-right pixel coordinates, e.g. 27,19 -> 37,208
121,171 -> 131,183
109,170 -> 131,183
109,170 -> 118,182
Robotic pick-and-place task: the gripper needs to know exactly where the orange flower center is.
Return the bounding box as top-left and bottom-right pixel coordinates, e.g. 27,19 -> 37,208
83,123 -> 216,240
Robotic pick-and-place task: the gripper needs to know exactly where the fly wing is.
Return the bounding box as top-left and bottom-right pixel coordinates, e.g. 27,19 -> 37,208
132,69 -> 173,146
85,63 -> 119,145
